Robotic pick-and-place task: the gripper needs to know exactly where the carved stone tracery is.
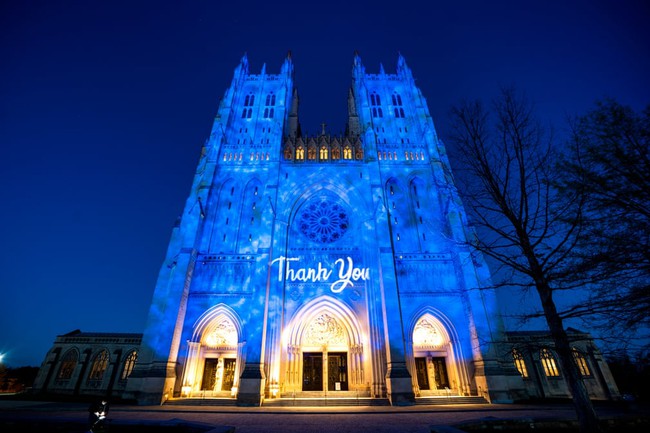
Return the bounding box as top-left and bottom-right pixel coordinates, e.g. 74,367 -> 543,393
304,313 -> 346,346
413,318 -> 444,348
203,319 -> 238,348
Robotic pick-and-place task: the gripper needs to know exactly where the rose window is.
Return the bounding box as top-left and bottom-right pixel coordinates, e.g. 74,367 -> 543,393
299,199 -> 349,244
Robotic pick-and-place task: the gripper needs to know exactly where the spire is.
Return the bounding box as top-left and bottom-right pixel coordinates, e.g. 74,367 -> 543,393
288,87 -> 300,138
347,88 -> 357,116
261,62 -> 267,75
379,63 -> 386,75
352,51 -> 365,79
397,52 -> 413,80
234,53 -> 249,77
397,51 -> 407,69
347,87 -> 360,137
281,51 -> 294,76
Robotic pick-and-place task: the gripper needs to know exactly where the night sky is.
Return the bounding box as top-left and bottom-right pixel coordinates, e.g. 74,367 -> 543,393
1,0 -> 649,368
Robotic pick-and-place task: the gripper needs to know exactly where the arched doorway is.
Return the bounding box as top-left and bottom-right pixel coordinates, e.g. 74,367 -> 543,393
281,297 -> 367,396
409,313 -> 465,396
181,305 -> 244,398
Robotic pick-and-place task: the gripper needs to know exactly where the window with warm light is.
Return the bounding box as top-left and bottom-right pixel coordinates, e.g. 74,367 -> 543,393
57,350 -> 78,380
88,350 -> 109,381
512,349 -> 528,378
572,348 -> 591,377
540,348 -> 559,377
121,350 -> 138,380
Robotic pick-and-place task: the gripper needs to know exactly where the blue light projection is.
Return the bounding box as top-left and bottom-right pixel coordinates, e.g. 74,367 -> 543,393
127,53 -> 506,406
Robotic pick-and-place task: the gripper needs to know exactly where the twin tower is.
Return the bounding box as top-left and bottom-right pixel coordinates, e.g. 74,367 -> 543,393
124,53 -> 515,405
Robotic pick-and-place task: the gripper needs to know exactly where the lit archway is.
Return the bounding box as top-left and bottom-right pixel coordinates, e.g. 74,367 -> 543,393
182,304 -> 244,397
408,310 -> 469,396
280,296 -> 366,395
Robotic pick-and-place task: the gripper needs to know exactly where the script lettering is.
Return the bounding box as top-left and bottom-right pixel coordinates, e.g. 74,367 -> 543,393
271,256 -> 369,294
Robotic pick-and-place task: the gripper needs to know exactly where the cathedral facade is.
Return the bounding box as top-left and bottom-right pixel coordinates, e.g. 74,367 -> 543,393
31,54 -> 621,406
118,53 -> 522,406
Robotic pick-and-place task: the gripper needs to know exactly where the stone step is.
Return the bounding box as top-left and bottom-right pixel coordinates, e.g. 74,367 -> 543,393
163,395 -> 488,407
263,397 -> 390,407
165,398 -> 238,406
414,396 -> 488,405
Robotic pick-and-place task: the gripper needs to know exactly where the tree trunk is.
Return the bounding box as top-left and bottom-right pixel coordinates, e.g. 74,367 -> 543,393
535,277 -> 602,433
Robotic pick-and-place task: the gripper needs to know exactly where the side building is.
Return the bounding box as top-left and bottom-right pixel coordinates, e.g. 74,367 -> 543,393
32,330 -> 141,398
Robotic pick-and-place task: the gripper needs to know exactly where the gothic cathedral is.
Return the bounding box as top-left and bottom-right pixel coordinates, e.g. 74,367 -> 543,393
124,53 -> 518,406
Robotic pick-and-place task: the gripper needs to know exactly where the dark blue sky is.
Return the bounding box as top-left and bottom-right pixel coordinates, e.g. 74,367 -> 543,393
1,0 -> 648,367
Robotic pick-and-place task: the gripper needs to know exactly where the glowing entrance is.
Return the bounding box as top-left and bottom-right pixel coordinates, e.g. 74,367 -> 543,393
281,297 -> 365,395
182,305 -> 244,397
410,312 -> 464,396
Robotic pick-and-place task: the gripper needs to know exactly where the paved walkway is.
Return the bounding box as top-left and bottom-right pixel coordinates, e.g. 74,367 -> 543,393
0,399 -> 647,433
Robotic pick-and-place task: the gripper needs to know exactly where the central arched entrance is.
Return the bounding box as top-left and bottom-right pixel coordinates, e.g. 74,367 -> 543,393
281,296 -> 367,396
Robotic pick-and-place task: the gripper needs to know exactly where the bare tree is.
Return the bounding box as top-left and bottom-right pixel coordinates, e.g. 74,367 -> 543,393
557,100 -> 650,350
448,89 -> 601,433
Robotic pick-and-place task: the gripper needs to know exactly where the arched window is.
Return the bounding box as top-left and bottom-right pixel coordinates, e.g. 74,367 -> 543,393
57,350 -> 78,380
331,147 -> 340,160
263,93 -> 275,119
121,350 -> 138,380
540,348 -> 559,377
88,350 -> 109,382
392,92 -> 405,117
296,146 -> 305,160
512,349 -> 528,378
572,348 -> 591,376
244,94 -> 255,107
320,146 -> 328,160
284,147 -> 293,160
343,146 -> 352,159
370,92 -> 383,118
308,146 -> 316,160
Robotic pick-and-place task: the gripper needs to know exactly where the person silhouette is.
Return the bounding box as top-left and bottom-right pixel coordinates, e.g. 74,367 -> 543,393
87,398 -> 109,432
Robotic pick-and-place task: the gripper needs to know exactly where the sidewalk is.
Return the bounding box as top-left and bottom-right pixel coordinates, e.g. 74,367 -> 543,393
1,399 -> 648,432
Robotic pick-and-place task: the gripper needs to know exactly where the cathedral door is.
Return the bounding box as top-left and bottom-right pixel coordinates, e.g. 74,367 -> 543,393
221,358 -> 236,391
327,352 -> 348,391
302,353 -> 323,391
201,358 -> 218,390
432,357 -> 450,389
415,357 -> 430,390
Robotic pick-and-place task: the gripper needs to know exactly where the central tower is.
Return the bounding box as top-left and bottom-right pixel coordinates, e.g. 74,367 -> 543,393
125,53 -> 512,406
